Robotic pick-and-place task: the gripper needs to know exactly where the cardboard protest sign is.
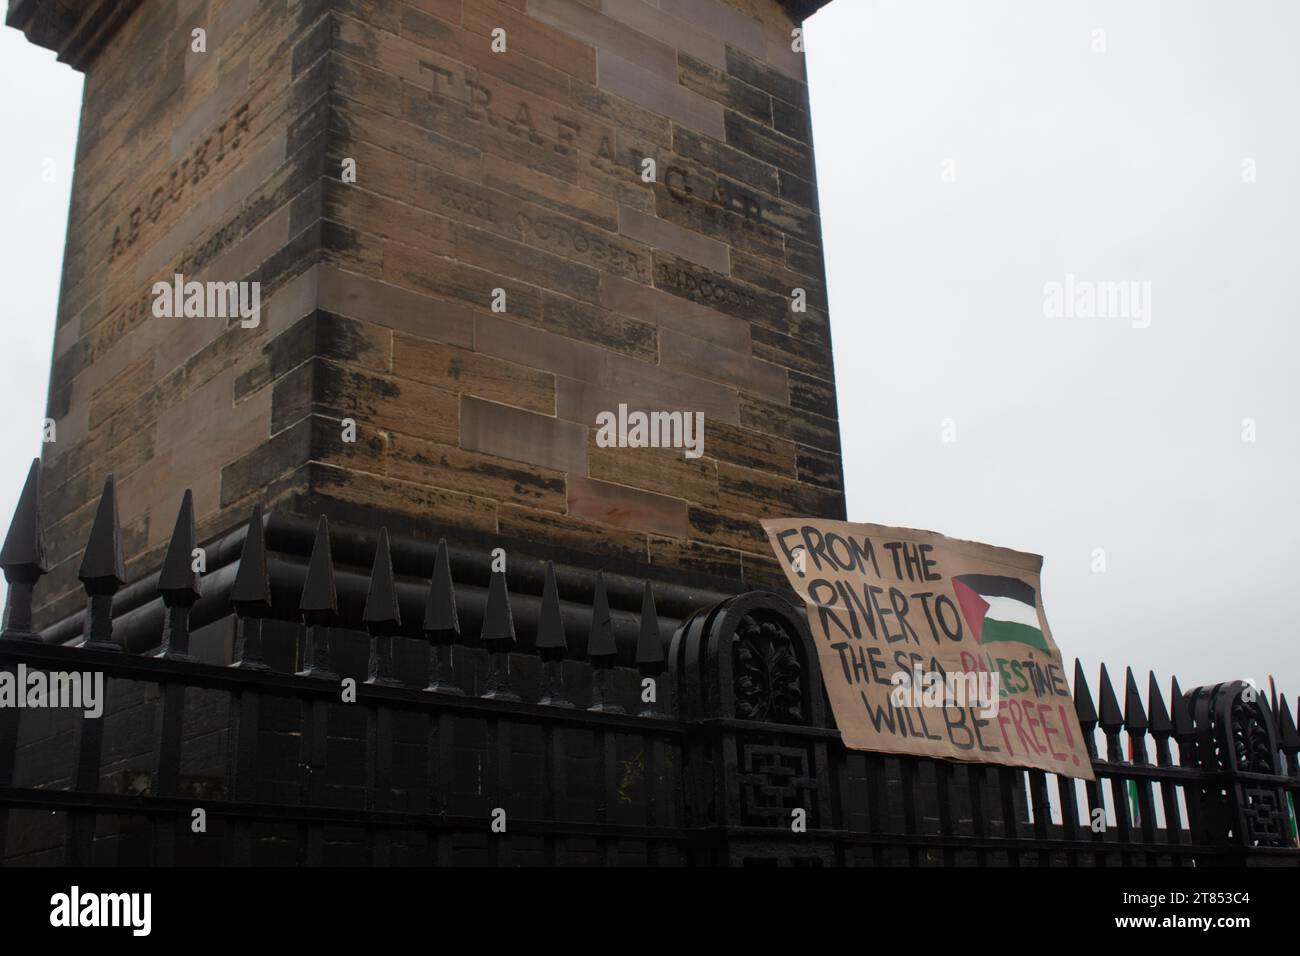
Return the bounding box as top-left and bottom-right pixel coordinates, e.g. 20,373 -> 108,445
762,518 -> 1094,780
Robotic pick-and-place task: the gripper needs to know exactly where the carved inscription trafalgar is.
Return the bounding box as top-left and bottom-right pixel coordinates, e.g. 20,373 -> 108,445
108,102 -> 253,262
419,59 -> 617,165
412,55 -> 800,275
664,166 -> 784,245
417,62 -> 652,280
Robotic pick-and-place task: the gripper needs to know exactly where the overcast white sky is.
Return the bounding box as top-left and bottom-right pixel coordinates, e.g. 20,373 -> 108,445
806,0 -> 1299,693
0,1 -> 1296,698
0,28 -> 83,608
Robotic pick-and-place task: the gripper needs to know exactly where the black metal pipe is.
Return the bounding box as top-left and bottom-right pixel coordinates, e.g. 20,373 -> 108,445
41,510 -> 735,657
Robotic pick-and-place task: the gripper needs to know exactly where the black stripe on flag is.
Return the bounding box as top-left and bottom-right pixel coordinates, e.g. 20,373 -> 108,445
952,574 -> 1036,606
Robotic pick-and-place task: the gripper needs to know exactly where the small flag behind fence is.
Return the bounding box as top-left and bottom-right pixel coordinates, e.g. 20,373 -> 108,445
1127,735 -> 1140,826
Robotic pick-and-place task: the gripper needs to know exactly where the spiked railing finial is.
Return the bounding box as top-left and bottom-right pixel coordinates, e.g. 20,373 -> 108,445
299,516 -> 338,619
536,561 -> 567,657
1095,663 -> 1124,764
536,561 -> 571,707
79,474 -> 125,587
158,490 -> 201,599
1072,659 -> 1098,760
79,474 -> 125,651
480,563 -> 519,701
230,503 -> 271,670
635,581 -> 664,671
1097,663 -> 1123,733
422,538 -> 458,638
1123,666 -> 1148,733
422,538 -> 462,695
480,569 -> 516,648
1146,671 -> 1176,769
635,581 -> 665,717
1072,659 -> 1097,727
231,503 -> 271,609
587,572 -> 621,713
586,571 -> 616,661
296,516 -> 338,679
1124,666 -> 1149,768
363,528 -> 403,686
362,528 -> 401,631
1168,676 -> 1196,768
156,489 -> 201,660
1146,671 -> 1172,737
1,458 -> 47,640
1,458 -> 47,574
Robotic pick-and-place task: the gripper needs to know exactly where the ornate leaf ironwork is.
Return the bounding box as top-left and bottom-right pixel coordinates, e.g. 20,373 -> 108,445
733,614 -> 803,724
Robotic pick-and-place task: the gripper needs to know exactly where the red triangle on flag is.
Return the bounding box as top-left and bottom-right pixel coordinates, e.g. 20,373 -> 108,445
951,577 -> 990,644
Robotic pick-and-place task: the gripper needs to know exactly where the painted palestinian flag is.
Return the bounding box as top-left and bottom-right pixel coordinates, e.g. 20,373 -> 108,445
951,574 -> 1049,652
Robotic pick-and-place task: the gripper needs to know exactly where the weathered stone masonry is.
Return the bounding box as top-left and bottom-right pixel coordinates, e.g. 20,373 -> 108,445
9,0 -> 841,627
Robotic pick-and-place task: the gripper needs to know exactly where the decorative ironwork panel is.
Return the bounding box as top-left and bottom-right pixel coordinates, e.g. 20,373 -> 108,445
1239,787 -> 1291,846
737,741 -> 818,827
1187,680 -> 1294,851
733,614 -> 803,725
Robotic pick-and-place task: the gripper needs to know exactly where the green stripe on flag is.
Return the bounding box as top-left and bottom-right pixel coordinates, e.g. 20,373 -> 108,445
980,618 -> 1049,651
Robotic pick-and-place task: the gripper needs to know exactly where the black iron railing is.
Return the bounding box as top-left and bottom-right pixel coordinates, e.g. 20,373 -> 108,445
1,459 -> 1297,865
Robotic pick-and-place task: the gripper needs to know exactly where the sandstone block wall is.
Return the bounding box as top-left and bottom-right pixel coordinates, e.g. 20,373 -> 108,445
27,0 -> 843,625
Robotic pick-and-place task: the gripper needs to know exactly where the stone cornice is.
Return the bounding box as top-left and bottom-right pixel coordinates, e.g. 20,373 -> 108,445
5,0 -> 142,71
6,1 -> 832,71
781,0 -> 835,21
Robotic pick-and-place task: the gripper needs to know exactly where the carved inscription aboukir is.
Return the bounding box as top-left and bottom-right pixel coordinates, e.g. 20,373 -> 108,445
108,102 -> 254,262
